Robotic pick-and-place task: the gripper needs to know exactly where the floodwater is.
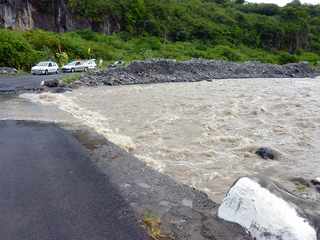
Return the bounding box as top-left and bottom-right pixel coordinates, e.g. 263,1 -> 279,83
11,78 -> 320,202
0,94 -> 72,122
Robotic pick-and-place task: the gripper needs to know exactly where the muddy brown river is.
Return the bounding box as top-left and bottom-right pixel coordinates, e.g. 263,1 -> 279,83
4,78 -> 320,202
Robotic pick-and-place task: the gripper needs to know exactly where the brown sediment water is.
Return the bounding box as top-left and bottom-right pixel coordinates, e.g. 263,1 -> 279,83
17,78 -> 320,202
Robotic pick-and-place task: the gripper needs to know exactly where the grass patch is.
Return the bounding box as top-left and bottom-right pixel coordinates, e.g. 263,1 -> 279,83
294,182 -> 308,192
291,178 -> 310,193
60,73 -> 82,85
143,211 -> 172,240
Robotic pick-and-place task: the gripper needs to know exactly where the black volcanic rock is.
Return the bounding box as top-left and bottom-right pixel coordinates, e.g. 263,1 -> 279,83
77,59 -> 316,87
255,147 -> 276,160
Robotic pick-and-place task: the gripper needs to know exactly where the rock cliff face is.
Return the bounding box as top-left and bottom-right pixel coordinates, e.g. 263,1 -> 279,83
0,0 -> 33,30
0,0 -> 120,33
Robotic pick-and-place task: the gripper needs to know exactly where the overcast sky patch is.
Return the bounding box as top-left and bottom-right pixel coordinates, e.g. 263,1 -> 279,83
246,0 -> 319,6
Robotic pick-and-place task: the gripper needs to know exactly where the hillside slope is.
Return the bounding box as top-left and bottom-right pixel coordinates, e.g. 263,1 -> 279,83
1,0 -> 320,53
1,0 -> 320,69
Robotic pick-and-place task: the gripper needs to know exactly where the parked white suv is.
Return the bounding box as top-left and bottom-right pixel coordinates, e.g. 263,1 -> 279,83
31,61 -> 59,75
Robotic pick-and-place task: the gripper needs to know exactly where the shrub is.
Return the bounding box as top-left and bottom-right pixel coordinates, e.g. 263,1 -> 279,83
207,45 -> 244,61
298,52 -> 320,65
0,28 -> 319,70
55,52 -> 69,67
278,52 -> 299,64
0,29 -> 42,70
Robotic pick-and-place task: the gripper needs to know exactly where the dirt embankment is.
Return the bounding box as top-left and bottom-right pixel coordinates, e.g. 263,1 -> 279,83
75,59 -> 317,87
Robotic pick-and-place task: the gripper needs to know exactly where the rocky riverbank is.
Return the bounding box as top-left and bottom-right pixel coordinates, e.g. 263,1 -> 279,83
0,60 -> 318,94
73,59 -> 317,87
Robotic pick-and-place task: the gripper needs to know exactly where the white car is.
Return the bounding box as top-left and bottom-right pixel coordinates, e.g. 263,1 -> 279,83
62,59 -> 97,73
84,59 -> 97,70
109,60 -> 124,68
31,61 -> 59,75
62,61 -> 86,73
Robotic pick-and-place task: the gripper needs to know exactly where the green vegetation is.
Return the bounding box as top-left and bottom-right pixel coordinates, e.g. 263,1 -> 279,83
0,30 -> 43,70
60,73 -> 82,84
1,0 -> 320,70
143,211 -> 172,240
291,178 -> 311,192
294,182 -> 308,192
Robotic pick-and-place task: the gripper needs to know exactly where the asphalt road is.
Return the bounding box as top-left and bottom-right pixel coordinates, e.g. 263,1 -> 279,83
0,120 -> 148,240
0,73 -> 62,92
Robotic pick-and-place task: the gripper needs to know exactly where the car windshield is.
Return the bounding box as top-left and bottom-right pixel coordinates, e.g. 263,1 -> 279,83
67,61 -> 78,66
37,62 -> 49,67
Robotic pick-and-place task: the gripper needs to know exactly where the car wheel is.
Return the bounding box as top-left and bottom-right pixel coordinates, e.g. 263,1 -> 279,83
45,70 -> 48,75
71,68 -> 75,73
56,70 -> 59,74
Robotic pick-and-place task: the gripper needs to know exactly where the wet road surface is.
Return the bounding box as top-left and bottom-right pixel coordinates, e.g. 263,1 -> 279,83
0,73 -> 63,92
0,120 -> 148,240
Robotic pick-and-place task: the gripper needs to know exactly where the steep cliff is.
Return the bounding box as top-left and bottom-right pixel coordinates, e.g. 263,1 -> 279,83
0,0 -> 33,30
0,0 -> 119,33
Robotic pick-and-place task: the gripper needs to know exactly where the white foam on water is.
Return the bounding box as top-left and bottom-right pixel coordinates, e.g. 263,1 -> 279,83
20,92 -> 136,152
135,154 -> 166,172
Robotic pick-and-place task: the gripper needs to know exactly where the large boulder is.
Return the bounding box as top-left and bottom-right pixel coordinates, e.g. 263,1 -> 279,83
41,79 -> 60,88
218,176 -> 320,240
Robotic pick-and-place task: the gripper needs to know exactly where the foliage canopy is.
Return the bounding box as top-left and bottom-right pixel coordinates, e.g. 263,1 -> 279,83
1,0 -> 320,69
